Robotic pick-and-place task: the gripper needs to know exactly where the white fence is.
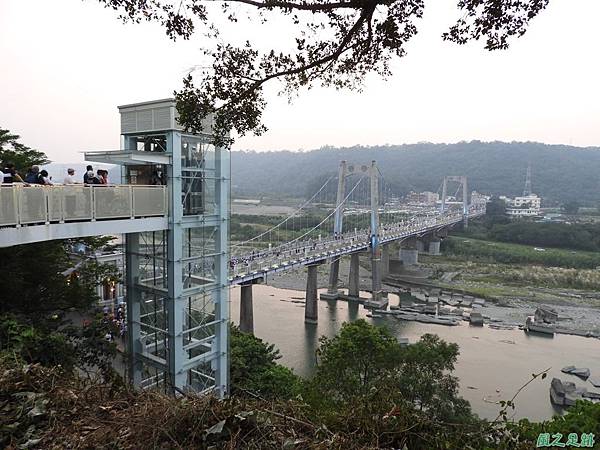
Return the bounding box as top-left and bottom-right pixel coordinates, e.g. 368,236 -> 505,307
0,184 -> 167,227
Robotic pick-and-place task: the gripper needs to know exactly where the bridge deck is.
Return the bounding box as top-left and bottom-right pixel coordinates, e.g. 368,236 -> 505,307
0,184 -> 168,247
229,209 -> 484,285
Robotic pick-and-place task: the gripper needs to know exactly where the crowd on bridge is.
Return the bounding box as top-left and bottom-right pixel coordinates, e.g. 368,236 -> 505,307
1,162 -> 109,186
228,210 -> 483,278
229,221 -> 411,274
1,162 -> 166,186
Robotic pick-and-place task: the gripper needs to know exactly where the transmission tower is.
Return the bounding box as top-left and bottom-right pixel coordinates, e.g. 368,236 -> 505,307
523,163 -> 532,196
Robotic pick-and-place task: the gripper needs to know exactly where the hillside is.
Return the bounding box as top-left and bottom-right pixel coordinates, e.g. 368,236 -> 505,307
231,141 -> 600,205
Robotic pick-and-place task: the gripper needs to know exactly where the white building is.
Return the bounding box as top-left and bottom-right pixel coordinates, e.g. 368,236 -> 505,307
505,206 -> 540,217
503,193 -> 542,217
407,191 -> 439,205
511,194 -> 541,209
471,191 -> 491,205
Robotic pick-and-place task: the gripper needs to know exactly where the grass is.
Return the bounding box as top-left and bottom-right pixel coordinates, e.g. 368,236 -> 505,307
442,236 -> 600,269
420,238 -> 600,301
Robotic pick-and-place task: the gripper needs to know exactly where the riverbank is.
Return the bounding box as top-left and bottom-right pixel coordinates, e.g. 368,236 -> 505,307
230,284 -> 600,421
264,254 -> 600,336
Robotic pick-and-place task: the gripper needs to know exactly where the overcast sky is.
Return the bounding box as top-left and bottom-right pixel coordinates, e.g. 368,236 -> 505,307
1,0 -> 599,163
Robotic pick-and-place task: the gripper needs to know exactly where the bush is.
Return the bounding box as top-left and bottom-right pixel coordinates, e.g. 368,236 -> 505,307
307,320 -> 475,422
229,325 -> 302,399
0,313 -> 118,377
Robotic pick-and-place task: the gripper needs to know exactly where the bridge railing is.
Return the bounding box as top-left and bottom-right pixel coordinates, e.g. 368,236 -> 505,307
0,184 -> 167,227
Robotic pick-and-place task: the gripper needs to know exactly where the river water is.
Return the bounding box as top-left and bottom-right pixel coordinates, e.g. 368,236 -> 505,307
230,284 -> 600,421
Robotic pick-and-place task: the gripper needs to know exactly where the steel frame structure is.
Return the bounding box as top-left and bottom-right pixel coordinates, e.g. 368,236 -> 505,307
88,99 -> 230,396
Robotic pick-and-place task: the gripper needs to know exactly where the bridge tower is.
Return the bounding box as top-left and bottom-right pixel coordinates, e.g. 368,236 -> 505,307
322,161 -> 348,300
87,99 -> 230,396
364,160 -> 387,308
440,175 -> 468,227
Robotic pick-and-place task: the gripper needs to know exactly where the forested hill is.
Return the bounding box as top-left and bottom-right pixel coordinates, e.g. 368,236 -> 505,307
231,141 -> 600,205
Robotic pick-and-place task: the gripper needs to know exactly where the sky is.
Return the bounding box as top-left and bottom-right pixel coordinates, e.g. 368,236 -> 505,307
1,0 -> 599,163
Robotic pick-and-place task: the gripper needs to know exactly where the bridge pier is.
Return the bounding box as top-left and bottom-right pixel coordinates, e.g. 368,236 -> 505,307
428,239 -> 441,256
416,239 -> 426,253
321,259 -> 341,300
381,245 -> 390,279
239,282 -> 255,334
364,244 -> 388,309
399,248 -> 418,265
305,263 -> 320,324
348,252 -> 360,299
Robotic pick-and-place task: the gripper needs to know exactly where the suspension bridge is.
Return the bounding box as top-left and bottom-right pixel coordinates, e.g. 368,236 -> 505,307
0,98 -> 485,395
227,160 -> 485,330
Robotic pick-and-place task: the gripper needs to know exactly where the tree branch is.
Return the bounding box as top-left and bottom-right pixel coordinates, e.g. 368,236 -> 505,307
215,6 -> 372,110
225,0 -> 361,11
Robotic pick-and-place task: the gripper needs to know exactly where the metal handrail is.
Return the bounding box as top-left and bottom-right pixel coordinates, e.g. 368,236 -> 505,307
0,184 -> 167,227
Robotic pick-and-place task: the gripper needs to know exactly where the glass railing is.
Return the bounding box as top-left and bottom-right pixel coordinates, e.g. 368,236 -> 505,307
0,184 -> 167,227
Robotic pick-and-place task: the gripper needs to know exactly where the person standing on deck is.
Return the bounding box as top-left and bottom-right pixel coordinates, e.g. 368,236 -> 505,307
2,162 -> 25,183
24,166 -> 39,183
63,168 -> 77,185
37,170 -> 53,185
83,165 -> 94,184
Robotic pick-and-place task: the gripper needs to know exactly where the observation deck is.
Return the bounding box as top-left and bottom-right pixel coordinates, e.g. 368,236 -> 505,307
0,184 -> 168,247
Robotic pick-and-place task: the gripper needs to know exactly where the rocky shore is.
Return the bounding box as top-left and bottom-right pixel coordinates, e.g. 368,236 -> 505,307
263,257 -> 600,337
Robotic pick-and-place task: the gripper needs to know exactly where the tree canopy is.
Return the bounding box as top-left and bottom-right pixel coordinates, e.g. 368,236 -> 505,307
95,0 -> 549,146
307,319 -> 473,425
562,200 -> 581,215
0,128 -> 50,171
229,324 -> 302,398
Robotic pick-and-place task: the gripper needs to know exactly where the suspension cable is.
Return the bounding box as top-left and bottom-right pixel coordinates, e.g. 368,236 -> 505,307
269,176 -> 365,252
232,174 -> 335,248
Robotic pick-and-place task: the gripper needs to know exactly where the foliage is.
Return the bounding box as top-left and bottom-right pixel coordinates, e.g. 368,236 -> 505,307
3,321 -> 598,449
0,127 -> 50,172
64,316 -> 120,380
0,315 -> 74,369
463,220 -> 600,253
308,320 -> 474,431
562,200 -> 581,215
229,324 -> 302,399
231,142 -> 600,205
485,196 -> 508,218
465,263 -> 600,291
514,400 -> 600,438
443,236 -> 600,269
398,333 -> 472,420
309,319 -> 401,404
0,313 -> 118,378
0,240 -> 120,315
95,1 -> 548,147
490,222 -> 600,252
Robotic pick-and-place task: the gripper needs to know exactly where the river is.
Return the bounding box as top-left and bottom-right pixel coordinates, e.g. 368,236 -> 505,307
230,284 -> 600,421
